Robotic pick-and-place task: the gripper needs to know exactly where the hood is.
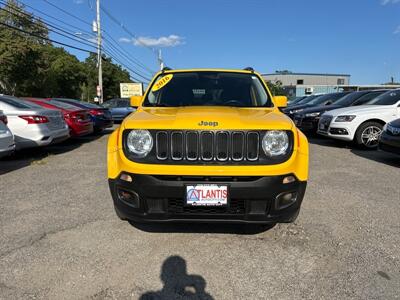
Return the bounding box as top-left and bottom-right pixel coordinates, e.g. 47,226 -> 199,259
389,118 -> 400,128
283,103 -> 313,113
123,106 -> 293,130
323,105 -> 395,117
296,105 -> 343,115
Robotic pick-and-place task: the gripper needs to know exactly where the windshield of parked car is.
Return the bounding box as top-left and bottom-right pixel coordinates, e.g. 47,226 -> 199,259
351,91 -> 387,105
143,71 -> 273,107
365,90 -> 400,105
102,99 -> 129,108
334,92 -> 368,106
296,94 -> 320,105
308,92 -> 348,105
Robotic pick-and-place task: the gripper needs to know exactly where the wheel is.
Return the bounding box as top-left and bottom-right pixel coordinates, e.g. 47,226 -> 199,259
354,121 -> 383,149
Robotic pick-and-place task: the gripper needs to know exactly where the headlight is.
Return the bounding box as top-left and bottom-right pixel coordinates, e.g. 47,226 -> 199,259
262,130 -> 289,157
126,129 -> 153,157
383,124 -> 387,132
335,115 -> 356,122
305,112 -> 321,117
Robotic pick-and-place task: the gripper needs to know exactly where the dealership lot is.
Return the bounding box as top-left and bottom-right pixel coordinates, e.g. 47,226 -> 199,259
0,127 -> 399,299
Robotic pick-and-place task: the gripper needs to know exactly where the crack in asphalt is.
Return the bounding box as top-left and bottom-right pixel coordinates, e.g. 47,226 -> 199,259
0,218 -> 108,260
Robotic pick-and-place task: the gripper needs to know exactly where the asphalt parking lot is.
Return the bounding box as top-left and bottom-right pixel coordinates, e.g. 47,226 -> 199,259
0,127 -> 399,300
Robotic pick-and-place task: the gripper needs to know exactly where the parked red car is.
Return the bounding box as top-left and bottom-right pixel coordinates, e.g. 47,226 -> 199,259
24,98 -> 94,137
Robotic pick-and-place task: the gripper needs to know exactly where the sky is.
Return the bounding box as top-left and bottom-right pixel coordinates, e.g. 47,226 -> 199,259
19,0 -> 400,84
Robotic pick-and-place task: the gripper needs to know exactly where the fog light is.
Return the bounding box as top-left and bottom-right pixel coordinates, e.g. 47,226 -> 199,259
276,192 -> 297,209
117,188 -> 139,208
283,175 -> 296,184
120,173 -> 133,182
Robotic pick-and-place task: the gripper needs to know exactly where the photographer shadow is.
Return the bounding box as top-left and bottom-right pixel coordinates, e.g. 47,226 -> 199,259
140,256 -> 214,300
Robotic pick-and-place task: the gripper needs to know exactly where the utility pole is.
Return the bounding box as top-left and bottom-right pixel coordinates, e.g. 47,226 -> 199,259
96,0 -> 103,104
158,49 -> 164,70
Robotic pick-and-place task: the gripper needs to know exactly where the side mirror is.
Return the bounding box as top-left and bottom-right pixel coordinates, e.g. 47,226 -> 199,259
130,95 -> 143,108
325,101 -> 332,105
273,96 -> 288,108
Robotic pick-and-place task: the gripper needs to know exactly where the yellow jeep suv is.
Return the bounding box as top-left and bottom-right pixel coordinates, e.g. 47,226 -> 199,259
107,68 -> 308,224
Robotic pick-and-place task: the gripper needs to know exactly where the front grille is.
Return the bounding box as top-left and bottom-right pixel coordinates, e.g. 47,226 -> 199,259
168,198 -> 246,215
160,130 -> 260,162
123,130 -> 294,165
318,115 -> 333,132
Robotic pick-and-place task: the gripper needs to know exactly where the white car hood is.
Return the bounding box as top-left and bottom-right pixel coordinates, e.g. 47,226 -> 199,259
325,105 -> 395,117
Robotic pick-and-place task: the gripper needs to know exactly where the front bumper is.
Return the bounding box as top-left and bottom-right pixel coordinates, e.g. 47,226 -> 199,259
109,174 -> 307,224
317,123 -> 354,141
294,116 -> 319,132
379,131 -> 400,155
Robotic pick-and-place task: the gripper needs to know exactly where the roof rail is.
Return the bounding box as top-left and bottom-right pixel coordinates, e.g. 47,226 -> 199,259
243,67 -> 254,72
161,67 -> 172,73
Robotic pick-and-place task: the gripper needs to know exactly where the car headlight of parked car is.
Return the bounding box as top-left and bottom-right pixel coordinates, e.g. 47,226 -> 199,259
126,129 -> 153,157
335,115 -> 356,122
305,112 -> 321,117
262,130 -> 289,157
383,123 -> 388,132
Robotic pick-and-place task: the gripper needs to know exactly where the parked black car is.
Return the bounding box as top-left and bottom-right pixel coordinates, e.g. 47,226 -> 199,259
283,92 -> 350,120
379,118 -> 400,155
287,94 -> 322,107
50,98 -> 113,132
293,90 -> 388,133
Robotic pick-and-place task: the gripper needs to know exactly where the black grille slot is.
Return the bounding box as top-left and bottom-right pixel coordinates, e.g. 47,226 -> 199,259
171,132 -> 184,160
231,132 -> 245,161
201,132 -> 214,161
156,131 -> 168,160
247,132 -> 259,161
216,132 -> 229,161
186,131 -> 199,160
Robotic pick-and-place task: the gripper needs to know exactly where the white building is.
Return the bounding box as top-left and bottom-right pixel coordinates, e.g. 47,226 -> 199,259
262,72 -> 351,86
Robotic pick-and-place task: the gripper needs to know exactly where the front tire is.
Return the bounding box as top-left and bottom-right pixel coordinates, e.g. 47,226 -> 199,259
354,121 -> 383,149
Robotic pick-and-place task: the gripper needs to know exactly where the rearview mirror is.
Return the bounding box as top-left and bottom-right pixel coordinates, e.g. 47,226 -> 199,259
273,96 -> 287,108
130,95 -> 143,108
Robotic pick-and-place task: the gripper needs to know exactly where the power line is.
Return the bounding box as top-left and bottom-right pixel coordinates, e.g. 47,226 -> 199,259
1,0 -> 152,82
2,0 -> 153,81
17,0 -> 93,36
102,46 -> 151,82
0,21 -> 96,53
103,48 -> 151,82
41,0 -> 92,27
0,5 -> 98,50
100,5 -> 155,53
102,34 -> 155,75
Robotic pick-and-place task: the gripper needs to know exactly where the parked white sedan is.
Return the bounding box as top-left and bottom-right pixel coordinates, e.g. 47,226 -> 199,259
0,110 -> 15,158
0,95 -> 70,150
318,89 -> 400,148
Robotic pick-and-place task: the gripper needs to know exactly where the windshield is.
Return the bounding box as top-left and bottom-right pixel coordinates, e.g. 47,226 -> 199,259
366,90 -> 400,105
143,72 -> 273,107
308,92 -> 348,105
335,92 -> 367,106
296,94 -> 319,105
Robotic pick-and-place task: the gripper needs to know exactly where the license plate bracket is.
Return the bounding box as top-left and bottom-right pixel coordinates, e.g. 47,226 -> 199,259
185,184 -> 229,206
